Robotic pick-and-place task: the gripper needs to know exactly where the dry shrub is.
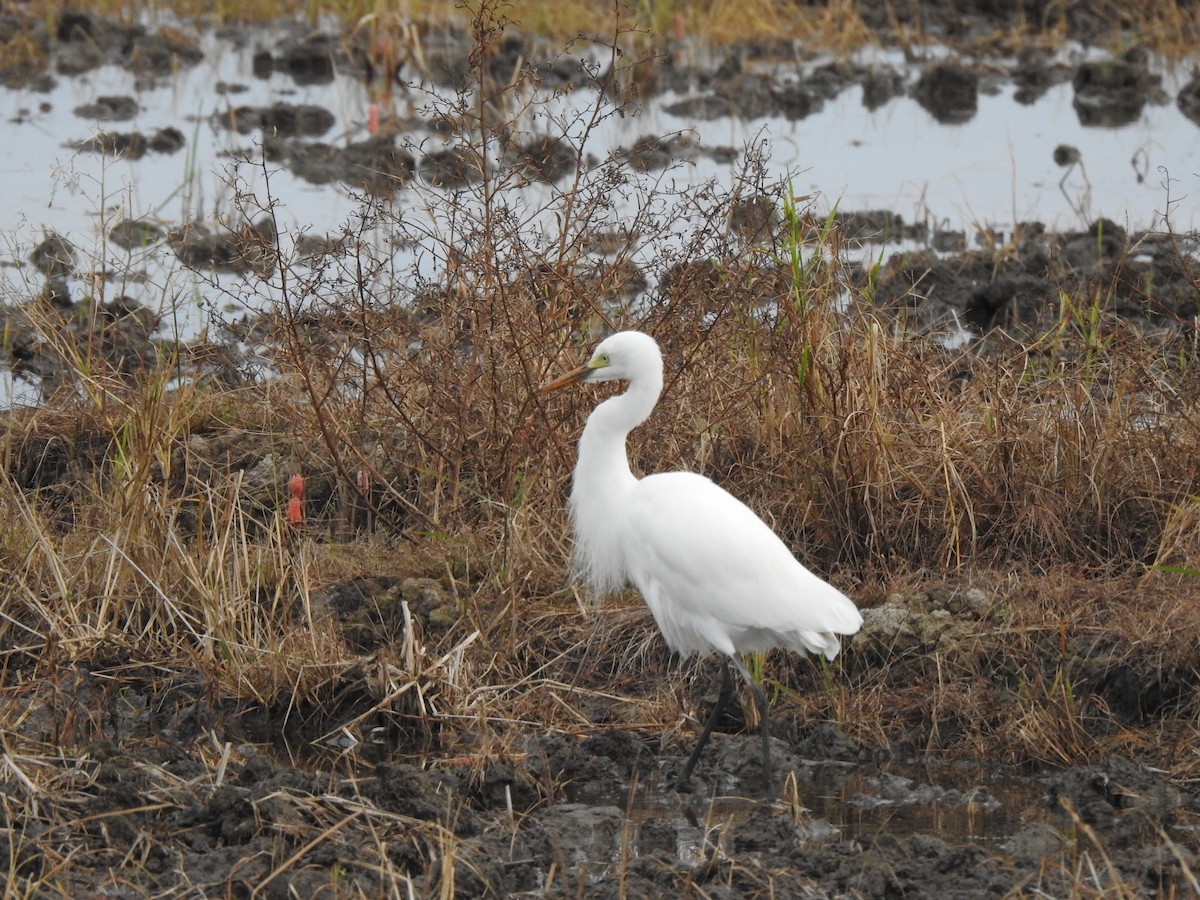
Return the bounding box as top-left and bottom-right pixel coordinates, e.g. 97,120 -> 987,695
263,204 -> 1200,580
226,2 -> 1200,761
221,0 -> 1200,747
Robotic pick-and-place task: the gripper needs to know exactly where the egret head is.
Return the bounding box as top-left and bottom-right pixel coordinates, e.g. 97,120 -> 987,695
540,331 -> 663,394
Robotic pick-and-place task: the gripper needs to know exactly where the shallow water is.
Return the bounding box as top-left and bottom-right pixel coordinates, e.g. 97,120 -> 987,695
3,37 -> 1196,244
735,73 -> 1197,235
0,27 -> 362,243
575,759 -> 1046,850
3,26 -> 1200,406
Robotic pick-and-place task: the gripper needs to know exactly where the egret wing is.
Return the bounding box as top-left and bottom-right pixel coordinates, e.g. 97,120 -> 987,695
624,471 -> 861,651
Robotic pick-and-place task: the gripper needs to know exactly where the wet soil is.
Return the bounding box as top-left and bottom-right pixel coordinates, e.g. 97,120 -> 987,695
8,652 -> 1200,897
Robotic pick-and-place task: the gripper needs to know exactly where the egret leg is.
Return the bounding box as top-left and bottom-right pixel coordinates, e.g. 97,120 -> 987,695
675,657 -> 734,792
727,654 -> 776,800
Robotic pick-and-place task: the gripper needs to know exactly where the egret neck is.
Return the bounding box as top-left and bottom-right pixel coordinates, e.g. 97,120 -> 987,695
567,353 -> 663,599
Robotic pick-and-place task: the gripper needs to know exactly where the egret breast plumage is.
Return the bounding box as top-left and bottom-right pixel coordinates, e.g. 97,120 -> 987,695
540,330 -> 862,796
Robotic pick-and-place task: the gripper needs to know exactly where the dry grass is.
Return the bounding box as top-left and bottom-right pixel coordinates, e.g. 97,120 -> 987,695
3,0 -> 1199,57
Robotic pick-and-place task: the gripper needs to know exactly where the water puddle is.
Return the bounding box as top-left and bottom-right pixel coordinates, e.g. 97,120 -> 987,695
3,28 -> 1197,267
3,19 -> 1199,407
574,759 -> 1047,851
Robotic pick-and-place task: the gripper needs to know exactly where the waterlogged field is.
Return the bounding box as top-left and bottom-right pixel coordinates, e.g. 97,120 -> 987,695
2,1 -> 1200,896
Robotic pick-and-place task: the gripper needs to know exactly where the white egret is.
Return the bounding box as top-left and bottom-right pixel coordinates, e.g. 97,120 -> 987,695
540,331 -> 863,797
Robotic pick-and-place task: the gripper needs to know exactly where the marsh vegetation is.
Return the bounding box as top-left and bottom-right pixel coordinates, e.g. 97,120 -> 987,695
2,1 -> 1200,895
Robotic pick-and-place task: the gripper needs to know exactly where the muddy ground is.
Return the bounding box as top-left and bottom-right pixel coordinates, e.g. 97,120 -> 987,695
8,636 -> 1200,897
3,2 -> 1200,898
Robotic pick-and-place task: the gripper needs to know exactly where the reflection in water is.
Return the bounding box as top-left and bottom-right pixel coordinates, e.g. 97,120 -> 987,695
2,31 -> 1199,406
573,759 -> 1049,851
4,35 -> 1198,252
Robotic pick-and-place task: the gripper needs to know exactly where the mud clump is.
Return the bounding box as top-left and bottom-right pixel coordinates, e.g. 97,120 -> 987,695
252,31 -> 340,85
912,62 -> 979,124
1178,73 -> 1200,126
313,575 -> 464,650
165,217 -> 277,276
1,294 -> 160,390
263,133 -> 416,194
834,209 -> 925,243
72,94 -> 138,120
1071,55 -> 1162,127
28,233 -> 76,278
73,126 -> 186,159
618,133 -> 737,172
868,217 -> 1200,340
108,218 -> 166,251
212,101 -> 336,137
420,144 -> 483,188
53,13 -> 204,78
506,134 -> 577,183
663,71 -> 823,121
